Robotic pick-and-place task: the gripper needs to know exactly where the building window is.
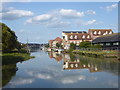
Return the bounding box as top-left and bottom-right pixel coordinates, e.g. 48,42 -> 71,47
103,33 -> 106,35
113,42 -> 119,45
105,31 -> 108,34
106,43 -> 110,46
98,31 -> 101,35
70,35 -> 73,39
74,41 -> 76,44
77,41 -> 79,43
109,31 -> 112,34
94,31 -> 97,34
74,35 -> 77,39
63,36 -> 65,39
82,35 -> 85,39
100,43 -> 103,45
87,35 -> 90,38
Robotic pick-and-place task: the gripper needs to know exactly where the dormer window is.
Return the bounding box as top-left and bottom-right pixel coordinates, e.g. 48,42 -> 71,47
105,31 -> 108,34
103,33 -> 106,35
109,31 -> 112,34
82,35 -> 85,39
74,35 -> 77,39
70,35 -> 73,39
94,31 -> 97,34
98,31 -> 101,35
87,35 -> 90,38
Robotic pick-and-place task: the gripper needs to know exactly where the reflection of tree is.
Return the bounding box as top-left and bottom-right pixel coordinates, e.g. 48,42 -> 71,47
69,53 -> 76,62
2,55 -> 23,65
77,55 -> 119,75
63,54 -> 119,75
2,64 -> 17,87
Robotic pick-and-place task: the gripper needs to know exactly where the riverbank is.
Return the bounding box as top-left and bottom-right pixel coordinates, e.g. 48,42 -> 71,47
72,50 -> 119,59
2,53 -> 35,65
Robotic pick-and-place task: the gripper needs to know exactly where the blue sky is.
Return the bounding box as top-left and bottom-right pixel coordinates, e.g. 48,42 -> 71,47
1,2 -> 118,43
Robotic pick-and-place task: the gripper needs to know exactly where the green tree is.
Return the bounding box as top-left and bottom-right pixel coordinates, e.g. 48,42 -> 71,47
91,44 -> 102,48
1,23 -> 18,53
16,41 -> 22,52
79,41 -> 91,48
69,43 -> 76,52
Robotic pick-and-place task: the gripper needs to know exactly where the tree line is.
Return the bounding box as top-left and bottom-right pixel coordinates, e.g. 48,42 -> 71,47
0,23 -> 26,53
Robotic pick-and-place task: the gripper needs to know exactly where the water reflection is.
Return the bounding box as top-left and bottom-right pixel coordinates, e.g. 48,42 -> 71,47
2,64 -> 18,86
48,51 -> 119,75
48,51 -> 62,62
3,51 -> 119,88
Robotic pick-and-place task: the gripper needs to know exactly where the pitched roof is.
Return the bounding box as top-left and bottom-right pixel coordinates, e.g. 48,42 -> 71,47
92,33 -> 120,43
54,37 -> 62,43
89,29 -> 112,31
62,31 -> 87,33
88,29 -> 113,36
55,37 -> 62,41
67,33 -> 92,40
49,40 -> 54,43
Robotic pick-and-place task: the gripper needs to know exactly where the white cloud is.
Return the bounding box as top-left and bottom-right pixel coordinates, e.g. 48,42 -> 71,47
46,17 -> 70,28
86,10 -> 96,15
28,70 -> 53,80
25,14 -> 52,24
25,9 -> 98,28
26,69 -> 86,85
8,76 -> 35,87
25,13 -> 70,28
100,4 -> 118,11
77,19 -> 97,26
1,7 -> 34,20
85,19 -> 96,25
60,75 -> 85,84
59,9 -> 84,18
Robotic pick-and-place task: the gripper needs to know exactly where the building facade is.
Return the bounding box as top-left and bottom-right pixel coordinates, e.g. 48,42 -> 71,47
62,29 -> 114,50
62,31 -> 92,49
49,37 -> 62,48
92,33 -> 120,50
88,29 -> 113,40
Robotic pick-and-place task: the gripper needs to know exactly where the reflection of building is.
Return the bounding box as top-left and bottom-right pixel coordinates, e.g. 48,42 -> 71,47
92,33 -> 120,50
48,51 -> 62,61
49,37 -> 62,48
62,54 -> 100,72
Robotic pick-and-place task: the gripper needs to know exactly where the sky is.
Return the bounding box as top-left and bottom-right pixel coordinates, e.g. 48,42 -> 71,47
0,2 -> 118,44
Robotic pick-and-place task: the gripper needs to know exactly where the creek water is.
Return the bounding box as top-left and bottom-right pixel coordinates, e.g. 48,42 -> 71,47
3,50 -> 119,88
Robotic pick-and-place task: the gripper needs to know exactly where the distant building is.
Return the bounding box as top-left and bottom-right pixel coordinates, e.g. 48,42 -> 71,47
92,33 -> 120,50
49,40 -> 54,47
62,31 -> 92,49
49,37 -> 62,48
88,29 -> 113,40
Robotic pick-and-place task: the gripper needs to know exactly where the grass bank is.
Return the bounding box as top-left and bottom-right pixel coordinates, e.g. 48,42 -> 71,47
72,50 -> 119,58
2,53 -> 35,65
